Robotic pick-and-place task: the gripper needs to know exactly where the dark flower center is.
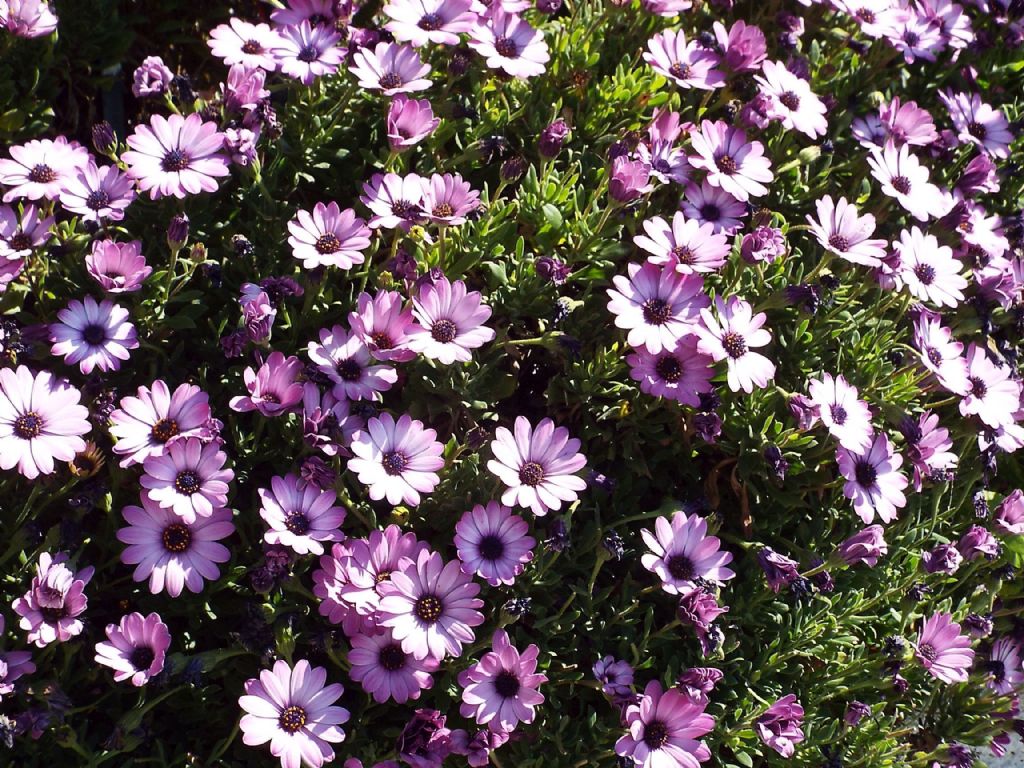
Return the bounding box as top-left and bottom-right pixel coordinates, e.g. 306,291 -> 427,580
856,8 -> 877,23
40,605 -> 67,622
830,404 -> 848,425
494,671 -> 521,698
297,45 -> 320,62
700,204 -> 721,221
371,331 -> 394,349
375,569 -> 392,584
926,347 -> 943,367
478,534 -> 505,561
82,324 -> 107,346
278,705 -> 307,733
430,318 -> 458,343
988,659 -> 1006,682
391,200 -> 418,219
86,190 -> 111,210
162,522 -> 192,553
891,175 -> 911,195
655,355 -> 683,383
716,154 -> 738,174
13,412 -> 43,439
967,121 -> 987,140
151,418 -> 180,443
285,511 -> 310,535
381,451 -> 409,475
917,642 -> 937,662
242,39 -> 264,55
161,150 -> 190,173
414,594 -> 443,623
968,376 -> 987,398
379,643 -> 406,671
854,460 -> 877,487
130,646 -> 155,671
175,470 -> 201,495
644,720 -> 670,749
432,202 -> 455,219
641,298 -> 672,326
828,233 -> 850,252
8,232 -> 31,251
671,245 -> 695,264
667,554 -> 695,580
779,91 -> 801,111
336,358 -> 362,382
913,263 -> 936,285
261,393 -> 281,405
28,164 -> 57,184
518,461 -> 545,487
315,233 -> 341,254
418,12 -> 442,30
668,62 -> 693,80
494,36 -> 518,58
903,30 -> 919,46
722,331 -> 748,358
379,72 -> 404,90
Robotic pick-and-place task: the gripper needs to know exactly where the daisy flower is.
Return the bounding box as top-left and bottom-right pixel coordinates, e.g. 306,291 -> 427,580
689,120 -> 773,202
348,412 -> 445,506
626,338 -> 715,407
459,630 -> 547,733
901,412 -> 957,491
140,438 -> 233,524
454,502 -> 535,586
350,41 -> 433,95
421,173 -> 480,226
122,113 -> 230,200
807,195 -> 888,268
288,202 -> 371,270
273,21 -> 344,85
756,695 -> 805,758
0,615 -> 34,697
302,384 -> 364,458
407,276 -> 495,364
238,660 -> 349,768
0,365 -> 89,480
914,613 -> 974,684
387,94 -> 441,152
58,162 -> 136,223
85,239 -> 152,293
938,90 -> 1013,158
696,296 -> 776,394
867,142 -> 946,222
94,612 -> 171,687
378,548 -> 485,660
49,296 -> 138,375
833,0 -> 908,38
637,139 -> 690,186
713,19 -> 767,72
2,0 -> 59,38
229,351 -> 305,417
349,290 -> 417,363
754,60 -> 828,139
259,473 -> 346,556
208,17 -> 283,71
486,416 -> 587,517
615,680 -> 714,768
0,136 -> 88,203
109,380 -> 212,468
912,312 -> 969,395
959,344 -> 1022,429
606,261 -> 709,354
634,212 -> 731,275
270,0 -> 338,26
348,629 -> 438,703
986,637 -> 1024,695
680,181 -> 748,234
360,172 -> 426,230
0,202 -> 52,260
384,0 -> 476,46
887,14 -> 944,63
878,97 -> 939,147
12,553 -> 93,647
807,373 -> 873,452
893,227 -> 967,308
641,511 -> 735,595
468,8 -> 549,79
837,433 -> 908,524
643,29 -> 725,90
307,325 -> 398,401
117,494 -> 234,597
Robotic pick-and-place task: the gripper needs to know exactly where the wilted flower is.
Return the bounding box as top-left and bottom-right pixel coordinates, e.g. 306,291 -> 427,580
837,525 -> 888,567
756,695 -> 805,757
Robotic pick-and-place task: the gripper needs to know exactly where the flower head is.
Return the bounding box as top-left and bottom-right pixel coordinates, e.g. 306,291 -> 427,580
837,525 -> 888,566
607,261 -> 709,354
12,553 -> 93,647
348,412 -> 445,506
756,695 -> 805,757
915,612 -> 974,684
893,227 -> 967,308
867,142 -> 946,221
260,473 -> 345,556
58,162 -> 136,223
688,120 -> 773,202
273,21 -> 344,85
454,502 -> 535,586
697,296 -> 775,393
408,276 -> 495,363
208,17 -> 283,71
387,95 -> 441,152
0,137 -> 88,203
94,612 -> 171,687
110,380 -> 212,468
755,60 -> 827,139
615,680 -> 714,768
986,637 -> 1024,695
50,296 -> 138,375
229,351 -> 305,417
361,172 -> 426,230
641,511 -> 734,594
634,212 -> 731,275
938,90 -> 1013,158
384,0 -> 476,46
459,630 -> 547,732
468,8 -> 549,78
141,438 -> 233,524
995,490 -> 1024,536
288,202 -> 371,270
132,56 -> 174,97
807,373 -> 873,452
594,656 -> 634,697
958,344 -> 1022,429
627,338 -> 715,406
713,20 -> 767,72
643,29 -> 725,90
837,433 -> 908,524
348,629 -> 439,703
307,325 -> 398,401
807,195 -> 887,268
421,173 -> 480,226
350,41 -> 433,94
349,290 -> 417,362
2,0 -> 58,37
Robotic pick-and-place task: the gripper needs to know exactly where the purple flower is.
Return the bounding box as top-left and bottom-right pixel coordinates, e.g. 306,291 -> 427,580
535,255 -> 571,284
348,412 -> 445,506
635,211 -> 731,275
608,156 -> 652,203
689,120 -> 773,202
12,552 -> 93,647
627,338 -> 715,407
677,588 -> 728,655
713,20 -> 767,72
2,0 -> 58,38
208,18 -> 283,71
468,8 -> 550,79
58,162 -> 136,223
132,56 -> 174,98
387,95 -> 440,152
675,667 -> 723,703
641,511 -> 734,594
94,612 -> 171,687
350,41 -> 432,94
987,637 -> 1024,694
615,680 -> 714,768
758,547 -> 800,592
288,201 -> 371,270
109,380 -> 212,468
837,434 -> 908,525
740,226 -> 785,264
915,612 -> 974,684
995,490 -> 1024,535
607,261 -> 709,354
274,21 -> 345,85
0,137 -> 89,202
397,709 -> 453,768
696,295 -> 776,394
902,412 -> 958,491
384,0 -> 475,46
421,173 -> 480,226
643,29 -> 725,90
807,195 -> 887,268
454,502 -> 535,586
141,437 -> 233,524
122,113 -> 230,200
259,473 -> 345,556
348,629 -> 437,704
458,629 -> 547,732
755,695 -> 805,757
922,543 -> 963,575
844,701 -> 871,727
538,118 -> 570,159
0,616 -> 34,699
49,296 -> 138,374
593,656 -> 634,697
229,351 -> 305,417
223,64 -> 270,113
307,324 -> 397,400
958,525 -> 1000,561
837,525 -> 888,567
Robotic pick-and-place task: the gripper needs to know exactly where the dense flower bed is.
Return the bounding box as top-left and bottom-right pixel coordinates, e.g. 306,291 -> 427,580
1,0 -> 1023,766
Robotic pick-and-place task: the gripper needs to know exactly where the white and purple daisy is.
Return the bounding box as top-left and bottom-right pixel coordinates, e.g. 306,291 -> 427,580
122,113 -> 230,200
49,296 -> 138,375
58,162 -> 136,223
109,380 -> 212,468
837,433 -> 908,525
140,438 -> 233,524
606,261 -> 709,354
350,41 -> 433,95
640,511 -> 735,595
94,612 -> 171,687
807,373 -> 873,452
468,7 -> 549,79
696,296 -> 776,394
360,172 -> 426,230
288,202 -> 371,270
893,227 -> 967,308
643,29 -> 725,90
807,195 -> 888,268
0,136 -> 89,202
208,17 -> 283,71
755,60 -> 828,139
689,120 -> 773,203
349,289 -> 417,363
307,325 -> 398,401
348,629 -> 438,703
259,473 -> 346,556
384,0 -> 476,46
454,502 -> 535,586
634,212 -> 731,275
459,629 -> 547,732
348,412 -> 445,506
626,338 -> 715,407
407,276 -> 495,364
273,21 -> 344,85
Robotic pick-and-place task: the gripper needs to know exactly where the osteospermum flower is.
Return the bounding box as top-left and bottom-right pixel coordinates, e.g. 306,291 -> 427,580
454,502 -> 535,586
643,29 -> 725,90
867,142 -> 946,222
837,433 -> 908,524
641,511 -> 734,595
915,613 -> 974,684
378,548 -> 485,660
360,172 -> 425,230
901,411 -> 957,491
349,290 -> 417,362
468,8 -> 549,79
421,173 -> 480,226
893,228 -> 967,308
122,113 -> 229,200
208,17 -> 283,71
407,276 -> 495,364
387,94 -> 440,152
634,212 -> 731,275
270,0 -> 337,25
459,630 -> 547,733
288,202 -> 371,270
229,351 -> 305,417
117,494 -> 234,597
307,325 -> 397,401
959,344 -> 1022,429
986,637 -> 1024,695
755,60 -> 828,139
696,296 -> 776,394
0,615 -> 34,698
938,90 -> 1013,158
384,0 -> 476,46
238,659 -> 349,768
348,412 -> 445,506
94,612 -> 171,687
689,120 -> 773,202
109,380 -> 212,468
680,180 -> 748,235
606,261 -> 709,354
12,552 -> 93,647
348,629 -> 438,703
2,0 -> 59,38
49,296 -> 138,375
0,136 -> 88,203
0,202 -> 53,260
615,680 -> 714,768
627,338 -> 715,407
912,312 -> 969,395
0,365 -> 89,480
259,473 -> 346,556
58,162 -> 136,223
350,41 -> 433,95
807,373 -> 873,452
273,21 -> 344,85
85,239 -> 152,294
140,438 -> 233,524
807,195 -> 888,268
